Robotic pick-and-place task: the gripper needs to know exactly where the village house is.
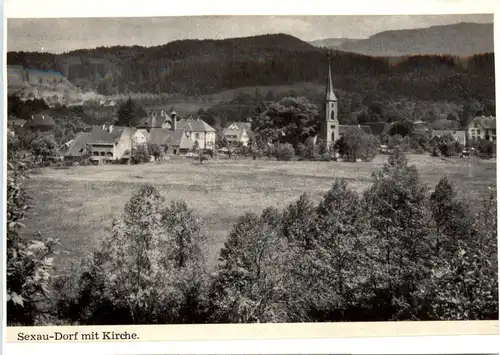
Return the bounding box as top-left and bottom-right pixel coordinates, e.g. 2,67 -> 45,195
466,116 -> 496,143
131,129 -> 150,147
63,132 -> 91,160
85,125 -> 135,163
223,121 -> 255,146
431,129 -> 467,146
146,110 -> 217,154
23,113 -> 56,131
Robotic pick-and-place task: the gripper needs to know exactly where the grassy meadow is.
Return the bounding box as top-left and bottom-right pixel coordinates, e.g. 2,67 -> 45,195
23,154 -> 496,272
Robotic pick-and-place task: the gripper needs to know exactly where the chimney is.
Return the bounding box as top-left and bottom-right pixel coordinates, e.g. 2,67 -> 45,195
172,112 -> 177,131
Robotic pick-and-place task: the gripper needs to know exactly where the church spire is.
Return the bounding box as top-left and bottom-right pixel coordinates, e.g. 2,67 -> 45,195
325,53 -> 337,101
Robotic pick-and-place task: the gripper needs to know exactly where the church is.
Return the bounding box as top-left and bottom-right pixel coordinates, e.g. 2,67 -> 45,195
320,56 -> 340,149
318,56 -> 372,150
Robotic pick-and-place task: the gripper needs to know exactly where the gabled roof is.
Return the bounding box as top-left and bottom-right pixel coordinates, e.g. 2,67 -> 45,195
65,132 -> 91,157
339,124 -> 372,135
431,130 -> 466,138
226,121 -> 252,131
468,116 -> 496,130
362,122 -> 393,136
134,128 -> 150,140
24,113 -> 56,128
149,128 -> 193,149
87,125 -> 133,144
176,117 -> 216,132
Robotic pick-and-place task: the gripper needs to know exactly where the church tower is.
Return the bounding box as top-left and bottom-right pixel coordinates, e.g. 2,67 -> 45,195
322,54 -> 339,149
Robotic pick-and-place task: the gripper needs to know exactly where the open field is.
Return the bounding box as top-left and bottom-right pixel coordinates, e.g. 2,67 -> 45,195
23,154 -> 496,272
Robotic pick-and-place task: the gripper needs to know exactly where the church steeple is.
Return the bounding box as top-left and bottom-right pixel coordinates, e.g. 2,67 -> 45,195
322,52 -> 339,150
325,54 -> 337,102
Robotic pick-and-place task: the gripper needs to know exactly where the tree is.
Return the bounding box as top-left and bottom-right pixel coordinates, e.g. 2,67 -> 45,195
389,120 -> 414,137
252,97 -> 319,146
420,188 -> 498,320
334,128 -> 378,162
363,150 -> 434,320
30,134 -> 58,162
210,208 -> 289,323
7,158 -> 60,325
77,185 -> 208,324
430,177 -> 474,256
115,97 -> 146,127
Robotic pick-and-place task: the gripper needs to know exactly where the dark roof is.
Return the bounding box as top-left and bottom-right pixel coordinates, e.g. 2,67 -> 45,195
468,116 -> 496,130
87,125 -> 132,144
8,119 -> 27,127
24,113 -> 56,128
149,128 -> 193,149
362,122 -> 393,136
65,132 -> 91,157
176,117 -> 216,132
339,124 -> 373,135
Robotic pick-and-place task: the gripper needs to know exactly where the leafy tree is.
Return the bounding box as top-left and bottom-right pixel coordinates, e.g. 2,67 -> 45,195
210,208 -> 289,323
78,185 -> 208,324
30,134 -> 58,162
420,188 -> 498,320
334,128 -> 378,162
363,150 -> 434,319
430,177 -> 474,256
389,120 -> 414,137
252,97 -> 319,146
7,158 -> 60,325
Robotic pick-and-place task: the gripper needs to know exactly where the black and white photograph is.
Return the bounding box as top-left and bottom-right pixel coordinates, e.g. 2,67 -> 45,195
5,12 -> 498,327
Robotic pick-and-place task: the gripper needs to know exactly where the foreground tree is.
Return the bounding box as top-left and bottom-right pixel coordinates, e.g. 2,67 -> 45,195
210,208 -> 290,323
67,185 -> 208,324
363,150 -> 434,319
7,158 -> 60,325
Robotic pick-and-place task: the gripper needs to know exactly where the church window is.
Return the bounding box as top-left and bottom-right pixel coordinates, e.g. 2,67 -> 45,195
331,111 -> 335,120
331,132 -> 335,141
331,125 -> 335,129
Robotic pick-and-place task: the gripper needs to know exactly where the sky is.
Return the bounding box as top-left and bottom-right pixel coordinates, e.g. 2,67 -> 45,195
7,14 -> 494,54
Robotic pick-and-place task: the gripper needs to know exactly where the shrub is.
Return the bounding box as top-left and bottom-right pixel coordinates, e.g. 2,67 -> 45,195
131,145 -> 150,164
295,143 -> 307,159
6,160 -> 60,325
276,143 -> 295,161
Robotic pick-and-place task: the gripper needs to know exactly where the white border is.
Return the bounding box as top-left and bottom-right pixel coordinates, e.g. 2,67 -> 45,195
2,0 -> 500,354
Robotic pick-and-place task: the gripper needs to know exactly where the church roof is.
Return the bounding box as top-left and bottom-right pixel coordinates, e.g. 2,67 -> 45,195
325,57 -> 337,102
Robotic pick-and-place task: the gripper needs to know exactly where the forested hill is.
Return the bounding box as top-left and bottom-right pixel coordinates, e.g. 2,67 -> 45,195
7,33 -> 495,102
320,22 -> 494,57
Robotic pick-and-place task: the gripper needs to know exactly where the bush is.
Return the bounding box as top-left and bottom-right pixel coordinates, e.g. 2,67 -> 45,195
276,143 -> 295,161
6,160 -> 60,325
131,145 -> 150,164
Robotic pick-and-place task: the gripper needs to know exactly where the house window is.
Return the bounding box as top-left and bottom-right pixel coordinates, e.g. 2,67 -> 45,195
195,133 -> 200,139
106,152 -> 113,157
93,152 -> 99,156
474,123 -> 479,128
331,125 -> 335,129
100,152 -> 105,156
